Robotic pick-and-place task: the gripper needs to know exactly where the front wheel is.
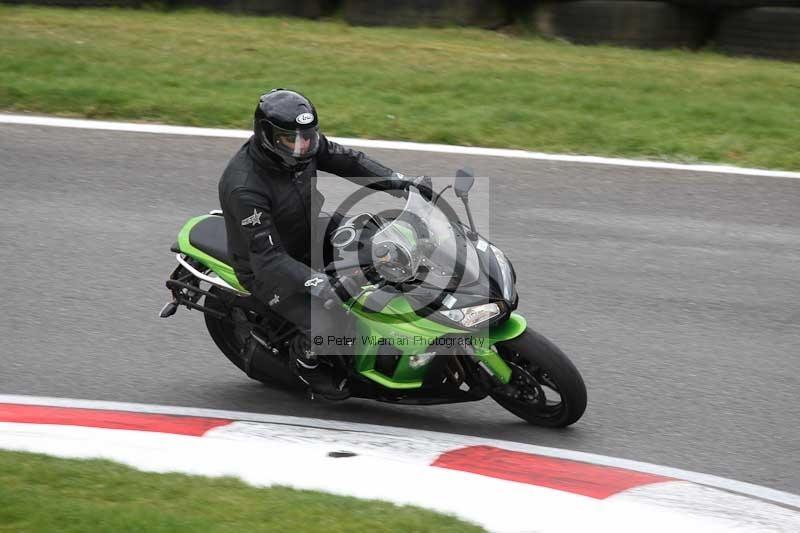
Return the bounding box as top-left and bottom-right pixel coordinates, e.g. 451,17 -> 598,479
490,328 -> 587,427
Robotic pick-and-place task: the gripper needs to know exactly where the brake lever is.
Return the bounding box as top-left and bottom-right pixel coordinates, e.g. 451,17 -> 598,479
432,185 -> 452,206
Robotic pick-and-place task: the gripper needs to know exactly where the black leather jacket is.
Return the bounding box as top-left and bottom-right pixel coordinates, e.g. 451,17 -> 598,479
218,135 -> 399,301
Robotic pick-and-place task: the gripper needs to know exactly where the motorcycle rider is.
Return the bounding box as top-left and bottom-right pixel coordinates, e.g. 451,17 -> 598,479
218,89 -> 427,400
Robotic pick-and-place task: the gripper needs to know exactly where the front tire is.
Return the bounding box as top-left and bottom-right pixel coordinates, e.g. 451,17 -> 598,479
491,328 -> 587,427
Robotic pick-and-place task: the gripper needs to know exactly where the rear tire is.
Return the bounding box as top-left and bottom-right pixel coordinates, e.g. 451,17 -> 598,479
491,328 -> 587,427
203,288 -> 296,388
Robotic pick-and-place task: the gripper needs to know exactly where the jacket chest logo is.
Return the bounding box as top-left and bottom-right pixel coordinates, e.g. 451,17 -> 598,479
241,208 -> 263,226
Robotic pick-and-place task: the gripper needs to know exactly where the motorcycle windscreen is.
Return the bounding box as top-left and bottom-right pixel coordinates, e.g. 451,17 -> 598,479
370,220 -> 421,284
372,188 -> 480,290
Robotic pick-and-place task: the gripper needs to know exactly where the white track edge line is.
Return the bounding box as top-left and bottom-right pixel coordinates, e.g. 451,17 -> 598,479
2,393 -> 798,509
2,114 -> 799,179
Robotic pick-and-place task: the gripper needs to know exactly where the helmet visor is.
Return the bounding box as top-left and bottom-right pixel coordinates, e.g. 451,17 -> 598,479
272,125 -> 320,160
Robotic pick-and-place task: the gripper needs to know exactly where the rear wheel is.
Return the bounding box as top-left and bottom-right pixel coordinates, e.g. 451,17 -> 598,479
491,328 -> 587,427
203,288 -> 296,387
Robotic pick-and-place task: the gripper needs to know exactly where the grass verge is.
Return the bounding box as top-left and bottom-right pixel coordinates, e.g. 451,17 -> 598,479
0,449 -> 483,532
1,6 -> 799,170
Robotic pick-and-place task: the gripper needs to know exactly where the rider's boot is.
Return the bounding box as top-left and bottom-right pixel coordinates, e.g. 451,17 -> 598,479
294,346 -> 350,401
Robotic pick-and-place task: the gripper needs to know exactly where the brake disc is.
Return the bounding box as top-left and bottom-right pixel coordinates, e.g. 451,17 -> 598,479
506,361 -> 546,408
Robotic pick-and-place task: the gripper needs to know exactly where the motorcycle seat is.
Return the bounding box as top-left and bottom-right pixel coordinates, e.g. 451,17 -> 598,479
188,215 -> 232,265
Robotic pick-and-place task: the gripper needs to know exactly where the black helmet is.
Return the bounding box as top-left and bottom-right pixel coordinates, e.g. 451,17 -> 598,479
254,89 -> 320,171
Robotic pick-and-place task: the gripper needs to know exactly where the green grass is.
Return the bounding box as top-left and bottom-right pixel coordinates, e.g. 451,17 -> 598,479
1,6 -> 799,170
0,449 -> 483,532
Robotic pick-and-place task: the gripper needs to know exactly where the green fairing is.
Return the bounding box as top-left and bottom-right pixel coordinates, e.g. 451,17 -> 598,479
347,294 -> 526,388
177,215 -> 525,390
348,295 -> 466,387
177,215 -> 249,294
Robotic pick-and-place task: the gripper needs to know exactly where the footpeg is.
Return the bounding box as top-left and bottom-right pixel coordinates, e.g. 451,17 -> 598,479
159,301 -> 178,318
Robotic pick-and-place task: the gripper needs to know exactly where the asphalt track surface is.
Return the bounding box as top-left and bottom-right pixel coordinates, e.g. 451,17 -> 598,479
1,123 -> 798,494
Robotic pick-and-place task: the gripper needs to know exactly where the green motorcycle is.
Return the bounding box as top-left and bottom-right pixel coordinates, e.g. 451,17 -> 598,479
160,170 -> 586,427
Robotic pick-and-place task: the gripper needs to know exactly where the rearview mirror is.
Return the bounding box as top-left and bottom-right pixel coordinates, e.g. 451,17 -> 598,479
454,168 -> 475,199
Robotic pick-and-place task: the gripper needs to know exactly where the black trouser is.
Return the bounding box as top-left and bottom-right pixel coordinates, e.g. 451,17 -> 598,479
269,212 -> 352,358
270,292 -> 350,357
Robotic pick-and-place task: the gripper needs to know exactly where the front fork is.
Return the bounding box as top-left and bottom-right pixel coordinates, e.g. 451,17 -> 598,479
471,347 -> 512,384
469,312 -> 529,387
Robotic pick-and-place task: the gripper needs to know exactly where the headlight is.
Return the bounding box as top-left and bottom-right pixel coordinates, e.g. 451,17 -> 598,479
490,245 -> 514,301
440,303 -> 501,328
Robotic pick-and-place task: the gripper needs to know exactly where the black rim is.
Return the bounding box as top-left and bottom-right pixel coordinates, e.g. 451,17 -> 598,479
229,308 -> 254,356
205,303 -> 251,367
495,345 -> 566,420
206,288 -> 296,354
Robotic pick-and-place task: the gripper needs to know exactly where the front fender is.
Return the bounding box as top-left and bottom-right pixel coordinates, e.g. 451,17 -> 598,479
481,312 -> 527,344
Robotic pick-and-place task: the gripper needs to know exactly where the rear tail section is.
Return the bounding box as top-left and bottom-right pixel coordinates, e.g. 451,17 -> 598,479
174,212 -> 248,293
160,211 -> 249,319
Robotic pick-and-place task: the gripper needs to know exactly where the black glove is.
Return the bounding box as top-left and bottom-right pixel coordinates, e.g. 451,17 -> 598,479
410,175 -> 434,201
385,173 -> 433,201
384,172 -> 409,198
304,273 -> 335,300
305,274 -> 359,307
331,275 -> 360,302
